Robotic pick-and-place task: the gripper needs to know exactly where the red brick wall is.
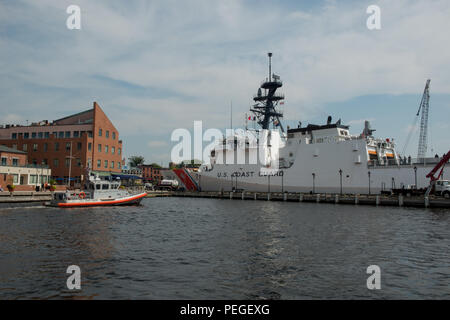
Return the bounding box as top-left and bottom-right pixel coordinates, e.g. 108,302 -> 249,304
0,134 -> 89,181
0,150 -> 27,166
141,165 -> 164,183
92,102 -> 123,173
0,173 -> 11,189
0,101 -> 124,183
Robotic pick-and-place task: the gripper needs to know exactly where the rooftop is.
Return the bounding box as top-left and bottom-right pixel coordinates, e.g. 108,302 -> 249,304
287,123 -> 350,134
0,145 -> 27,154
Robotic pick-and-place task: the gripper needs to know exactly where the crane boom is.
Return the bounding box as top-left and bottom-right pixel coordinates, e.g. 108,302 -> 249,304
424,150 -> 450,197
426,151 -> 450,181
417,79 -> 431,160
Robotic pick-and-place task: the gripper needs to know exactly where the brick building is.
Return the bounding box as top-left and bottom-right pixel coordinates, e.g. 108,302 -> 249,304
141,165 -> 165,184
0,145 -> 51,191
0,102 -> 123,186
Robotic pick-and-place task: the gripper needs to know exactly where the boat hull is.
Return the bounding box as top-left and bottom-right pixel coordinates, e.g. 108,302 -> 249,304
50,192 -> 147,208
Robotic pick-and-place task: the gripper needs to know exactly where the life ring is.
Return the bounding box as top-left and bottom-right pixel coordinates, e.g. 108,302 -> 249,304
79,192 -> 86,199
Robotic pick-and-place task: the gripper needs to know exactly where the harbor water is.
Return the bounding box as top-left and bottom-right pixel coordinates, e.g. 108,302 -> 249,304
0,197 -> 449,299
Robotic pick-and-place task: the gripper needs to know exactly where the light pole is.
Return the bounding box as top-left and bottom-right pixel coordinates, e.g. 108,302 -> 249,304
339,169 -> 343,195
414,166 -> 417,189
312,173 -> 315,193
268,175 -> 271,193
281,171 -> 284,193
368,171 -> 371,195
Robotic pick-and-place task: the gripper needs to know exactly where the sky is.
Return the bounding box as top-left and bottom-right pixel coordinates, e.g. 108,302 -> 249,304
1,0 -> 450,165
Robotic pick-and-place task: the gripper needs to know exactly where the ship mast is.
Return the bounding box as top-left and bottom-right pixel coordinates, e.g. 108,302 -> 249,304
250,53 -> 285,132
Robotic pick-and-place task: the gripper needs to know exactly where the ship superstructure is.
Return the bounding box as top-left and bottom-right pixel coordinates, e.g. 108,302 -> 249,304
196,54 -> 448,194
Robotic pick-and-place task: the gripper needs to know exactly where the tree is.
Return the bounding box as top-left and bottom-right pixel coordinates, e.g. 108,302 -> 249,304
129,156 -> 145,168
149,163 -> 162,168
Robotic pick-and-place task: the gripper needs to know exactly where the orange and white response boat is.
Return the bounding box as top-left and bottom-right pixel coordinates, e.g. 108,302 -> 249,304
48,173 -> 147,208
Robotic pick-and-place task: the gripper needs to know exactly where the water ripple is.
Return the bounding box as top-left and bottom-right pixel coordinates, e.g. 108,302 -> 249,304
0,198 -> 449,299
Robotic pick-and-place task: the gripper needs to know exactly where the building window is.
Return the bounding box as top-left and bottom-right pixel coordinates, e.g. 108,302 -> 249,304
99,128 -> 102,137
42,159 -> 48,165
66,143 -> 71,151
38,132 -> 43,139
43,143 -> 48,152
40,175 -> 48,184
12,133 -> 17,139
44,132 -> 49,138
1,157 -> 6,166
77,142 -> 82,151
97,159 -> 101,168
23,144 -> 28,151
12,174 -> 18,184
106,130 -> 109,138
30,175 -> 38,184
58,132 -> 64,138
54,159 -> 59,167
104,160 -> 108,168
111,161 -> 114,169
118,148 -> 121,155
88,131 -> 93,138
54,142 -> 59,151
118,162 -> 121,169
73,131 -> 79,138
112,132 -> 116,140
32,132 -> 37,138
12,158 -> 18,166
111,147 -> 115,154
105,145 -> 109,154
65,131 -> 70,138
76,158 -> 81,167
87,158 -> 92,168
33,143 -> 38,152
98,144 -> 102,152
65,158 -> 70,168
24,132 -> 29,139
88,143 -> 92,151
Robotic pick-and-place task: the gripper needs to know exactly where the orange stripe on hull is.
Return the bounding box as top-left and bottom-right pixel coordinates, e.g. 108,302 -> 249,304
58,193 -> 147,207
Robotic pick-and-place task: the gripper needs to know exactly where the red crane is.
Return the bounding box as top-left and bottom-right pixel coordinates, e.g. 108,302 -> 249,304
425,151 -> 450,196
426,151 -> 450,181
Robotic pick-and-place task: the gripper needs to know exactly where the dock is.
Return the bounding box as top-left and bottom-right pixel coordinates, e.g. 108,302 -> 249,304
150,191 -> 450,209
0,191 -> 52,208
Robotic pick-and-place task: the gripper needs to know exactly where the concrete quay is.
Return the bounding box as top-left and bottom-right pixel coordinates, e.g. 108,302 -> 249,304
169,191 -> 450,209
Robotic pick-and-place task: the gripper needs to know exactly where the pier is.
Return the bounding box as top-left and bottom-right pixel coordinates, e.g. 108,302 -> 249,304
165,191 -> 450,209
0,191 -> 52,208
1,190 -> 449,209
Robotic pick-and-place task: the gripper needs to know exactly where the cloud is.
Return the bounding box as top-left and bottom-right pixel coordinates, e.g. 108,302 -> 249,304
347,118 -> 376,126
1,0 -> 450,163
2,114 -> 24,124
147,140 -> 168,148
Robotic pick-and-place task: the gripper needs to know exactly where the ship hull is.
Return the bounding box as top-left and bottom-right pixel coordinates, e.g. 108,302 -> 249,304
198,166 -> 448,194
49,192 -> 147,208
197,136 -> 448,194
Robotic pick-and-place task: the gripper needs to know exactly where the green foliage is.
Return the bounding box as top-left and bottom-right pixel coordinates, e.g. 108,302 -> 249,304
129,156 -> 145,168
